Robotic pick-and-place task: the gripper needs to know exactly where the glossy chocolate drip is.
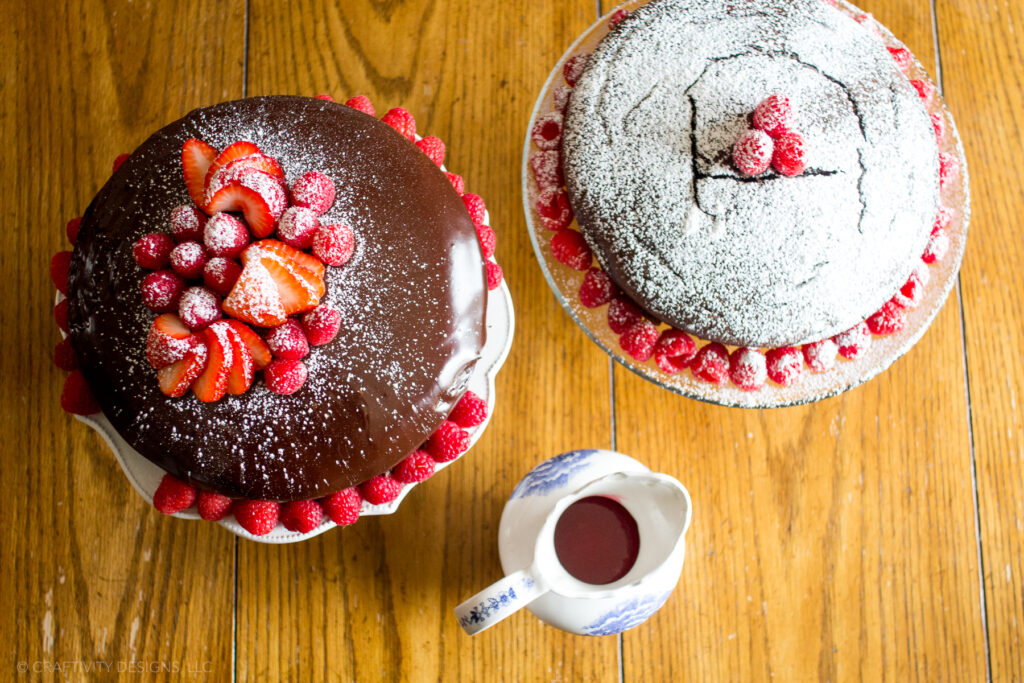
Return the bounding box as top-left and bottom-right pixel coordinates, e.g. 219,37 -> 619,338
67,96 -> 487,502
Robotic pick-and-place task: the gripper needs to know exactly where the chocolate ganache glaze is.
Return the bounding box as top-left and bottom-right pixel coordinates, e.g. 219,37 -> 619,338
67,96 -> 487,502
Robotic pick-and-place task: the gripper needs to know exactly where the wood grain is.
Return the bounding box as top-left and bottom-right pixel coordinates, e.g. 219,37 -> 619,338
0,2 -> 242,680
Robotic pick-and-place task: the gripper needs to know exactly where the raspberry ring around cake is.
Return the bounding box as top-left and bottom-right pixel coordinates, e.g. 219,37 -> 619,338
523,0 -> 969,408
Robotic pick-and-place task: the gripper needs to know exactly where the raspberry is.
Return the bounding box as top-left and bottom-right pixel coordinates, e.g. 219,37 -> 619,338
425,420 -> 470,462
290,171 -> 336,214
202,212 -> 249,258
202,257 -> 243,297
169,205 -> 207,242
50,251 -> 72,294
345,95 -> 375,117
133,233 -> 175,270
579,267 -> 616,308
54,299 -> 69,333
265,358 -> 308,394
833,322 -> 871,360
909,78 -> 935,103
233,500 -> 280,536
312,223 -> 355,266
152,474 -> 197,514
690,343 -> 729,385
61,370 -> 100,415
461,193 -> 487,223
178,286 -> 222,330
265,319 -> 309,360
445,172 -> 465,194
301,305 -> 342,346
169,241 -> 208,280
449,390 -> 488,428
141,270 -> 186,313
54,337 -> 78,371
322,488 -> 362,526
529,150 -> 564,190
931,113 -> 945,143
771,132 -> 806,176
314,93 -> 334,102
553,85 -> 571,115
475,223 -> 496,259
531,112 -> 563,151
607,296 -> 643,335
66,217 -> 81,245
392,450 -> 436,484
608,9 -> 630,30
112,153 -> 130,172
802,338 -> 838,372
381,107 -> 416,141
276,206 -> 321,250
415,136 -> 446,167
887,46 -> 913,74
486,261 -> 504,290
933,206 -> 952,235
752,94 -> 795,137
922,230 -> 949,264
360,475 -> 403,505
893,267 -> 929,309
866,301 -> 906,336
654,329 -> 697,374
620,320 -> 659,362
938,152 -> 958,189
563,53 -> 590,86
197,491 -> 233,521
550,229 -> 592,271
765,346 -> 804,386
732,129 -> 774,176
729,347 -> 767,391
281,499 -> 324,533
536,188 -> 573,231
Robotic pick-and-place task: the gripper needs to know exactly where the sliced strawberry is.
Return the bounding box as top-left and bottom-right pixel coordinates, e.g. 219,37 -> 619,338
158,343 -> 208,398
205,165 -> 286,213
146,313 -> 199,369
192,323 -> 234,402
243,239 -> 325,279
203,141 -> 262,190
182,139 -> 218,208
222,154 -> 284,181
256,253 -> 321,316
225,319 -> 272,370
224,325 -> 255,395
206,184 -> 276,237
222,259 -> 288,327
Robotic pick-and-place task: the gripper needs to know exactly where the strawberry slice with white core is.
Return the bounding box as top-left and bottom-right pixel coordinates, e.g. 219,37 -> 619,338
206,183 -> 277,238
182,139 -> 218,208
243,239 -> 326,280
221,154 -> 285,182
224,325 -> 255,395
146,313 -> 199,369
255,252 -> 321,316
225,319 -> 272,370
222,258 -> 288,327
205,166 -> 287,215
158,342 -> 208,397
203,141 -> 261,190
192,322 -> 234,402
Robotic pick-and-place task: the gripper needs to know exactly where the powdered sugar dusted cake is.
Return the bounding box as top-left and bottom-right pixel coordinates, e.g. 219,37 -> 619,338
562,0 -> 939,347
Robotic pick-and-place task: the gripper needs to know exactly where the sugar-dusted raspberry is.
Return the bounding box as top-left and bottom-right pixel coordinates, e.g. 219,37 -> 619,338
169,205 -> 207,242
887,46 -> 913,74
620,319 -> 659,362
281,499 -> 324,533
233,500 -> 280,536
772,131 -> 806,176
729,347 -> 767,391
531,112 -> 564,151
732,129 -> 774,176
61,370 -> 100,415
425,420 -> 470,463
550,229 -> 592,271
360,475 -> 403,505
66,217 -> 82,245
486,261 -> 504,290
54,299 -> 69,333
178,286 -> 222,330
552,85 -> 571,114
530,150 -> 565,191
312,223 -> 355,266
909,78 -> 935,103
608,9 -> 630,30
265,358 -> 308,394
314,93 -> 334,102
938,152 -> 958,189
202,257 -> 243,297
54,337 -> 78,371
866,301 -> 906,335
197,491 -> 233,521
133,233 -> 175,270
322,488 -> 362,526
152,474 -> 197,514
893,266 -> 929,309
461,193 -> 487,223
579,267 -> 616,308
922,230 -> 949,264
141,270 -> 186,313
445,172 -> 465,194
202,212 -> 249,258
266,319 -> 310,360
752,94 -> 795,137
536,188 -> 574,231
277,206 -> 321,250
169,241 -> 208,280
833,322 -> 871,360
802,338 -> 838,373
112,153 -> 130,173
50,251 -> 71,294
654,329 -> 697,374
381,107 -> 416,141
290,171 -> 336,214
475,223 -> 496,259
765,346 -> 803,386
392,450 -> 436,483
854,12 -> 883,38
931,112 -> 945,143
563,53 -> 590,87
607,296 -> 643,335
415,136 -> 446,167
302,304 -> 342,346
345,95 -> 375,117
690,343 -> 730,385
933,206 -> 952,235
449,390 -> 487,428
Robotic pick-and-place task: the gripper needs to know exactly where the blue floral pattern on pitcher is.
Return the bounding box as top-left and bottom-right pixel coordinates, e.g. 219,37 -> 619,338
583,590 -> 673,636
510,450 -> 596,499
456,575 -> 535,630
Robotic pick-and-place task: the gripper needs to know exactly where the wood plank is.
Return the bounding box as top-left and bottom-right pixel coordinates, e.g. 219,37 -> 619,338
238,1 -> 616,680
0,2 -> 242,679
598,0 -> 989,679
936,0 -> 1024,679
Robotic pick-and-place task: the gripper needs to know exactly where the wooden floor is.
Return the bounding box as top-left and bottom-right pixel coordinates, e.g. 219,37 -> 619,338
3,0 -> 1022,680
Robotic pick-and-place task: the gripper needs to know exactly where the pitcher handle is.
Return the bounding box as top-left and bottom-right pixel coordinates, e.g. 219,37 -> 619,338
454,568 -> 547,635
